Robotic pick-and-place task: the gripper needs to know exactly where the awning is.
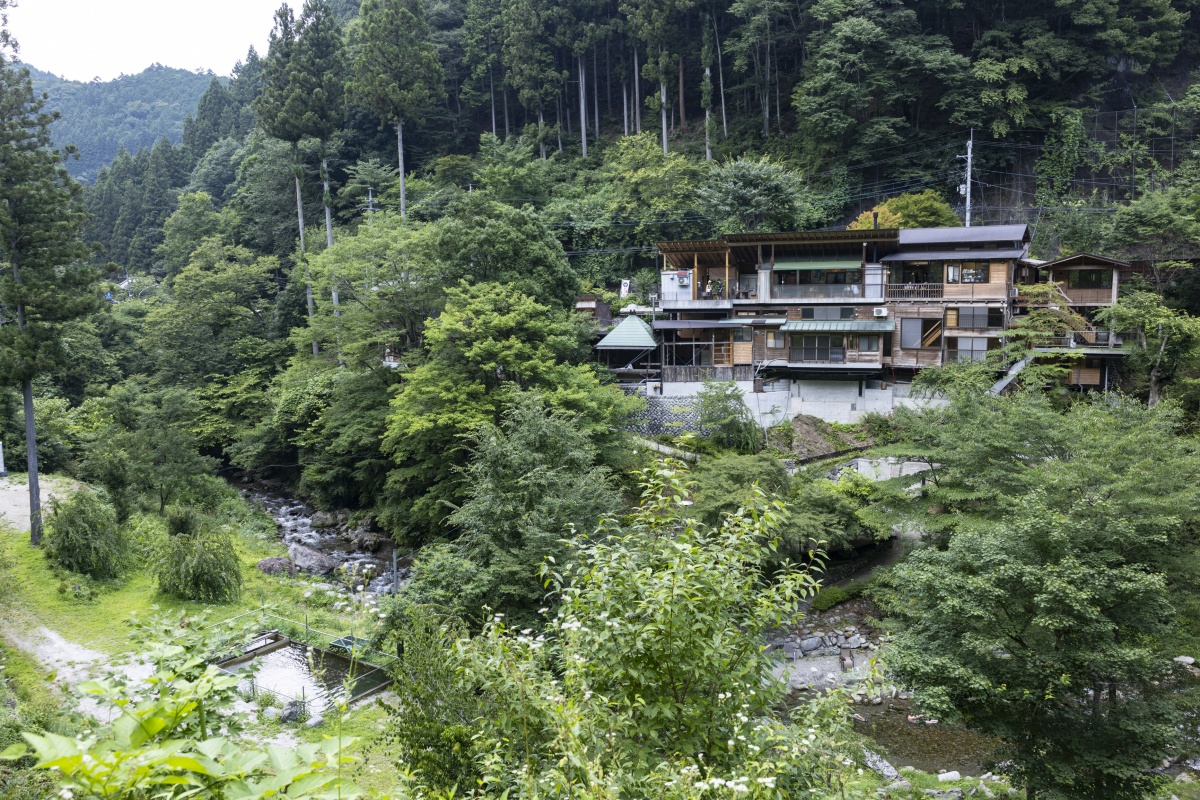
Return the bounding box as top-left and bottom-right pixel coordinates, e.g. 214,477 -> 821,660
596,315 -> 657,349
882,249 -> 1026,262
767,257 -> 863,271
652,320 -> 730,329
716,317 -> 787,326
779,320 -> 896,333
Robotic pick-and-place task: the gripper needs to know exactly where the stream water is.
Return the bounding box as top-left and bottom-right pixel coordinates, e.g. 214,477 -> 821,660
241,485 -> 406,594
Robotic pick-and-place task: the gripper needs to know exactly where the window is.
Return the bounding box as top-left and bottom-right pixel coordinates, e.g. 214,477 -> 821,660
733,327 -> 753,343
900,317 -> 942,349
1066,269 -> 1113,289
948,336 -> 988,361
946,262 -> 990,284
790,335 -> 845,363
800,306 -> 856,320
857,335 -> 880,352
947,306 -> 1003,328
766,331 -> 785,349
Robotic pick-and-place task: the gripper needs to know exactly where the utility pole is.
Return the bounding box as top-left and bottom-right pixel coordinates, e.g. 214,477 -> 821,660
959,128 -> 974,227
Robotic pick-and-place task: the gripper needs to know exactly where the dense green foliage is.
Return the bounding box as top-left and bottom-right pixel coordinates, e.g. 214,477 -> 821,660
155,518 -> 243,603
44,490 -> 128,581
379,462 -> 866,799
879,393 -> 1200,798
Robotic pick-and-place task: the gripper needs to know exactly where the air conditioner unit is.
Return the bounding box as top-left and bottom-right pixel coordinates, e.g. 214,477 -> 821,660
678,276 -> 690,286
872,307 -> 889,318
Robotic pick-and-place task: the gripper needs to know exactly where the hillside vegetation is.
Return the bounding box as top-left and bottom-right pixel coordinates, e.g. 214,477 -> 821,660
26,65 -> 221,182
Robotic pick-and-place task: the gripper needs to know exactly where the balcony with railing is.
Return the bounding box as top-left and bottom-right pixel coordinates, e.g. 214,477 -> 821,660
1032,330 -> 1123,349
887,283 -> 944,300
772,284 -> 863,300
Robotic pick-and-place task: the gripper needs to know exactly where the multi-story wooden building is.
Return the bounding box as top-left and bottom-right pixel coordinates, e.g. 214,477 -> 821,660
614,225 -> 1126,422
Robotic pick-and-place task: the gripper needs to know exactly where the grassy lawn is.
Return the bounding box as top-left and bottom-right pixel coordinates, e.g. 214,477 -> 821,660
0,480 -> 406,791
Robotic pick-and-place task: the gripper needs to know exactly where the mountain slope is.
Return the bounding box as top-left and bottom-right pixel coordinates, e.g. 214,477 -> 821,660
25,64 -> 221,182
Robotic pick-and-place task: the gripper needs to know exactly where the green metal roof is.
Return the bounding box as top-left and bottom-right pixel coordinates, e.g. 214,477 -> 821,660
596,315 -> 658,349
779,320 -> 896,333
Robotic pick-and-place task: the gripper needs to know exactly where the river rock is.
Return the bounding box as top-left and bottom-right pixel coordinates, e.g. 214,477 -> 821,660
885,780 -> 912,793
262,707 -> 279,720
923,791 -> 963,799
257,557 -> 297,576
1174,656 -> 1195,666
800,636 -> 824,653
288,544 -> 340,575
306,715 -> 324,728
849,634 -> 864,648
349,520 -> 390,553
310,511 -> 338,529
938,771 -> 962,782
280,700 -> 306,723
862,748 -> 899,780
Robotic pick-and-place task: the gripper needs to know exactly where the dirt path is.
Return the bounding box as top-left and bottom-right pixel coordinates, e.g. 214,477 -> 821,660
0,475 -> 75,533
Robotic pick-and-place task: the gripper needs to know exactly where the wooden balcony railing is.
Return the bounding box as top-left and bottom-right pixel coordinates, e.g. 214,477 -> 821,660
887,283 -> 944,299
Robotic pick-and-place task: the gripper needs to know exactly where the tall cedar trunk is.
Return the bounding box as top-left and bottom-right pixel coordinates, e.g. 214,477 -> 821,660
606,37 -> 612,114
623,81 -> 629,135
504,89 -> 511,137
292,156 -> 318,356
593,44 -> 600,140
397,119 -> 407,217
705,67 -> 713,161
538,108 -> 546,158
579,55 -> 588,157
713,14 -> 727,137
774,45 -> 782,134
660,79 -> 668,154
489,67 -> 497,136
678,56 -> 686,132
762,38 -> 770,138
22,379 -> 41,545
321,155 -> 344,364
556,94 -> 564,151
633,47 -> 642,133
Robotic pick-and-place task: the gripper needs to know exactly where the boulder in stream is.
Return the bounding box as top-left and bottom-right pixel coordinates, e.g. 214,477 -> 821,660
257,557 -> 297,576
289,544 -> 340,575
310,511 -> 338,529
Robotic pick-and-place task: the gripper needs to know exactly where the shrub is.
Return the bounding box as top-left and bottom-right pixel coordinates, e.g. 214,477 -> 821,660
44,491 -> 129,581
155,521 -> 243,603
811,584 -> 851,611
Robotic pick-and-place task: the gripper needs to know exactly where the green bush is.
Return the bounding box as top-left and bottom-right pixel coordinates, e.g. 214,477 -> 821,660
44,491 -> 129,581
155,521 -> 243,603
811,585 -> 851,611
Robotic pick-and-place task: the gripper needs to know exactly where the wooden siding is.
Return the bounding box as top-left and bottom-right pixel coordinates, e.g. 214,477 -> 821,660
733,341 -> 754,364
1068,366 -> 1102,385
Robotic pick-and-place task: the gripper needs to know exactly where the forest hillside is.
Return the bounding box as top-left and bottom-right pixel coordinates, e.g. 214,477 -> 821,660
26,64 -> 220,182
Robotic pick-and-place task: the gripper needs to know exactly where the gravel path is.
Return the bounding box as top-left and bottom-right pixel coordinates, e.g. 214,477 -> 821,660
0,475 -> 75,533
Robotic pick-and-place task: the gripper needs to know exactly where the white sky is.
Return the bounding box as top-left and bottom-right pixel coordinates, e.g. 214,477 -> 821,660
7,0 -> 301,82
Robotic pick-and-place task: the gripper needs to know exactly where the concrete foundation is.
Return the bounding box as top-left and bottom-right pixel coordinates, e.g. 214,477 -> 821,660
659,378 -> 943,426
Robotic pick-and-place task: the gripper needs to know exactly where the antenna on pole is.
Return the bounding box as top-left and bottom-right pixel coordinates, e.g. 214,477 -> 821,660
957,128 -> 974,227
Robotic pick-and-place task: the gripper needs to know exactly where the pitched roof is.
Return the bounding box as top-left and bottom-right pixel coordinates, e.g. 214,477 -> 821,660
596,315 -> 657,349
1035,252 -> 1130,270
898,224 -> 1030,246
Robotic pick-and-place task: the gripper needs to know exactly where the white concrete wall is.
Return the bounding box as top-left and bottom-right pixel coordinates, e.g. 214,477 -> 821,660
658,377 -> 946,427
